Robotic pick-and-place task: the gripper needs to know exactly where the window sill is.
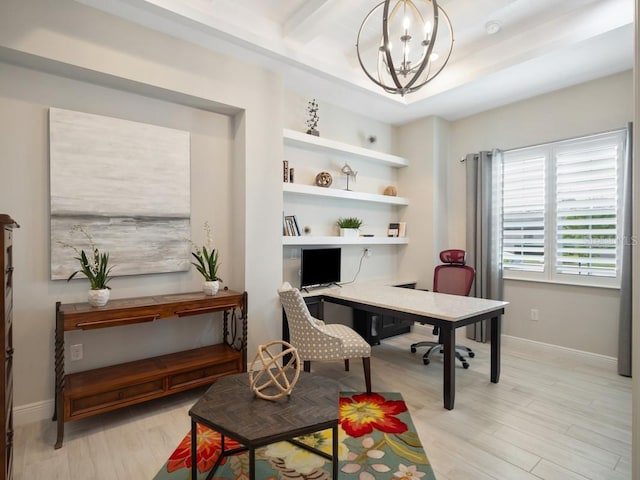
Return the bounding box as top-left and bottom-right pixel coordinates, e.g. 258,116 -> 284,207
503,275 -> 620,290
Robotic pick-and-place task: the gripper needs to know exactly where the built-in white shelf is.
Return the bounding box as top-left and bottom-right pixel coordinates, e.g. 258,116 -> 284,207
283,129 -> 409,168
282,236 -> 410,246
283,183 -> 409,206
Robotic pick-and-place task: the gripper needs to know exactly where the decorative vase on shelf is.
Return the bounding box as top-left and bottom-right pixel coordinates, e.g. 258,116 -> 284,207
339,228 -> 360,238
88,288 -> 110,307
203,280 -> 220,296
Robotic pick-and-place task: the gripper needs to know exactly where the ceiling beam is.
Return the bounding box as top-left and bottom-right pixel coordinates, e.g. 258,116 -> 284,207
283,0 -> 338,43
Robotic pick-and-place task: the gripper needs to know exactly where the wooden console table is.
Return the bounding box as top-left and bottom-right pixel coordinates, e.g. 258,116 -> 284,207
53,290 -> 247,449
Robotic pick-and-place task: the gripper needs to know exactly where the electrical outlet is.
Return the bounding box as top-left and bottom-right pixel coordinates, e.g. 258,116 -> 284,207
530,309 -> 539,321
364,248 -> 372,258
70,344 -> 83,361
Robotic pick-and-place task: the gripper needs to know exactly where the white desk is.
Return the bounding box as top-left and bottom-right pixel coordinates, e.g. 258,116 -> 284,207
312,284 -> 508,410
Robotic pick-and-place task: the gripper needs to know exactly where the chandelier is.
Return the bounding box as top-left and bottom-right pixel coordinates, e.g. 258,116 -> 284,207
356,0 -> 454,96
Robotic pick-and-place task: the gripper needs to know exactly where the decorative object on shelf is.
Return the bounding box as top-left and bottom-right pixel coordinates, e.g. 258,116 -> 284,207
283,160 -> 289,183
356,0 -> 454,96
384,185 -> 398,196
249,340 -> 300,400
190,222 -> 223,295
337,217 -> 363,237
289,167 -> 295,183
304,226 -> 312,235
388,222 -> 400,237
367,135 -> 377,145
305,99 -> 319,136
341,162 -> 358,191
315,171 -> 333,187
59,225 -> 114,307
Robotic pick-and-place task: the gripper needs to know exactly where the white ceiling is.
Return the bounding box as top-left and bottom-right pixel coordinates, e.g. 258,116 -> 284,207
76,0 -> 634,125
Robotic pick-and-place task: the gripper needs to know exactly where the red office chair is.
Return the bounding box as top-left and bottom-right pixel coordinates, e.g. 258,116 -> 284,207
410,249 -> 476,368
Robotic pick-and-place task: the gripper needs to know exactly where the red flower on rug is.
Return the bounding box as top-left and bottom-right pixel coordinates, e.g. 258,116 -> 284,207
339,392 -> 408,437
167,424 -> 241,473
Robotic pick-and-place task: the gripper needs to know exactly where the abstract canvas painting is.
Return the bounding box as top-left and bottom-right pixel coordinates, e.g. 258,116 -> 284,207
49,108 -> 191,280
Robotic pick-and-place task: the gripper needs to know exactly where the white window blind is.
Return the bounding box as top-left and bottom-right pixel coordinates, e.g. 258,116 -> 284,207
502,151 -> 546,273
555,139 -> 619,278
502,130 -> 626,286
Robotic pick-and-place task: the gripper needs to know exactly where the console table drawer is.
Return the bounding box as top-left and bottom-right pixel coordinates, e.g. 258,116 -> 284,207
67,378 -> 165,419
168,360 -> 241,391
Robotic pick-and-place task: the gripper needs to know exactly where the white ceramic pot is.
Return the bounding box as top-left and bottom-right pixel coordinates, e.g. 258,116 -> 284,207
203,280 -> 220,296
88,288 -> 110,307
339,228 -> 360,238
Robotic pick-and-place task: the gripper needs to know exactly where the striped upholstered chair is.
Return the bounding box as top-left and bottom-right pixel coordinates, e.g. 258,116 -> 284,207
278,283 -> 372,394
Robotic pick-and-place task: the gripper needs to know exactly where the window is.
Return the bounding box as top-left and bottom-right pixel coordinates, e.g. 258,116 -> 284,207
502,130 -> 627,287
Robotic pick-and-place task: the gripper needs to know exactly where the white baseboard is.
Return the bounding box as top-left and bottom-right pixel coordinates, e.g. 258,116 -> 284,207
14,398 -> 54,427
502,334 -> 617,363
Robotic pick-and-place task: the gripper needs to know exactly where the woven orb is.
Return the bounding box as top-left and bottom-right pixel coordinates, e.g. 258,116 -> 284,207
315,171 -> 333,188
249,341 -> 301,400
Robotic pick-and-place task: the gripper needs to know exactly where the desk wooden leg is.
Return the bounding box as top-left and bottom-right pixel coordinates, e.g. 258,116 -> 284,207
441,326 -> 455,410
490,314 -> 501,383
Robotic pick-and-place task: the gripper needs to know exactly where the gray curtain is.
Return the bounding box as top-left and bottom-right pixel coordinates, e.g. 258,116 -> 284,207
618,123 -> 633,377
465,150 -> 504,342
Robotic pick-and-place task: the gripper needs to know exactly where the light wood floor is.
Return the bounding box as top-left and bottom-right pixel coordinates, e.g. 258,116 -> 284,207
14,328 -> 631,479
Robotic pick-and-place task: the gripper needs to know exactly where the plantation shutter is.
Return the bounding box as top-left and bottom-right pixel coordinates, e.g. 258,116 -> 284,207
555,137 -> 620,278
502,150 -> 546,272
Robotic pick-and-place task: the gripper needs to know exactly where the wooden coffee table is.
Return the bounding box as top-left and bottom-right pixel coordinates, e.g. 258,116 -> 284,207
189,372 -> 340,480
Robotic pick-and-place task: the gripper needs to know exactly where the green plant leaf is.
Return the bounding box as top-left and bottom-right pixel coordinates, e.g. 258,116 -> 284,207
384,433 -> 428,465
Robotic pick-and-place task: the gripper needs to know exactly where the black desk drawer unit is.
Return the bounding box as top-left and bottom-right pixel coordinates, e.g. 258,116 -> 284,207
353,283 -> 416,345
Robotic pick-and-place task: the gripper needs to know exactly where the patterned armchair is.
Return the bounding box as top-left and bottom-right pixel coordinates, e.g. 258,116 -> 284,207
278,283 -> 372,394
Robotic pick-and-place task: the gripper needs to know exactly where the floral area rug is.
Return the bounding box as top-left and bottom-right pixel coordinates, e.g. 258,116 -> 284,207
153,392 -> 436,480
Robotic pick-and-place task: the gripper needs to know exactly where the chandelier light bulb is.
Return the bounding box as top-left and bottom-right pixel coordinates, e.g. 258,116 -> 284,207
424,20 -> 432,40
403,16 -> 410,30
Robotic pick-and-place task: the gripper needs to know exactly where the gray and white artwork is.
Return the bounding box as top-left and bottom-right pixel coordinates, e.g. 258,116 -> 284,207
49,108 -> 191,280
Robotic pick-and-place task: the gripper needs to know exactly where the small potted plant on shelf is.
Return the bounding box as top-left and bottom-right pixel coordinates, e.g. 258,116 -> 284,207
337,217 -> 363,238
191,222 -> 223,295
60,225 -> 114,307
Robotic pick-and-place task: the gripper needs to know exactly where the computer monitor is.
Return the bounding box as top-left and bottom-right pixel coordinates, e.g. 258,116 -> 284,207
300,248 -> 341,289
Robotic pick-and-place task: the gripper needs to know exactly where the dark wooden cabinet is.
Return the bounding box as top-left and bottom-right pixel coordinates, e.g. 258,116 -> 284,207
353,283 -> 416,345
53,290 -> 247,449
0,215 -> 18,480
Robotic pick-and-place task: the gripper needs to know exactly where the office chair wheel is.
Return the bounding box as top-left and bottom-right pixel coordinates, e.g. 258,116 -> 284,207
423,358 -> 430,365
462,361 -> 470,369
468,352 -> 475,358
411,346 -> 417,353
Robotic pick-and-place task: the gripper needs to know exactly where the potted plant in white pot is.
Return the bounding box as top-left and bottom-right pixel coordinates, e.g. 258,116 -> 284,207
337,217 -> 363,238
62,225 -> 114,307
191,222 -> 223,295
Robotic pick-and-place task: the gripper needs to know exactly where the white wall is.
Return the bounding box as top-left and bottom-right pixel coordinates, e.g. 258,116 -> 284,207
394,116 -> 450,290
446,71 -> 633,357
0,0 -> 283,416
